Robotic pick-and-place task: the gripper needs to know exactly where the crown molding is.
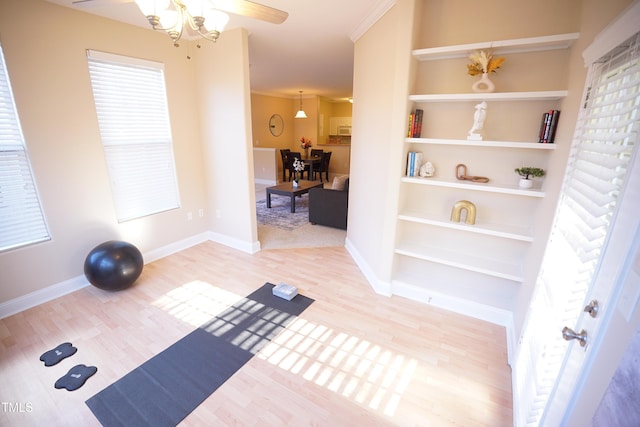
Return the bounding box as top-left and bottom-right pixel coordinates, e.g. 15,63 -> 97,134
349,0 -> 397,42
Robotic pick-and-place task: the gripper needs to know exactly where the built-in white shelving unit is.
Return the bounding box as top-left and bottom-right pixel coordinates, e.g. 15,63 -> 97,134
401,176 -> 546,197
409,91 -> 568,103
412,33 -> 580,61
393,32 -> 577,302
405,138 -> 558,150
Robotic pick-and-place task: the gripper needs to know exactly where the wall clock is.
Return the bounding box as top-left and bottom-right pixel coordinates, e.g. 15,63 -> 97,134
269,114 -> 284,137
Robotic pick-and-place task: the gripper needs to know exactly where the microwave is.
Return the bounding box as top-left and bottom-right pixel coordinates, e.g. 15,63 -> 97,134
337,125 -> 351,136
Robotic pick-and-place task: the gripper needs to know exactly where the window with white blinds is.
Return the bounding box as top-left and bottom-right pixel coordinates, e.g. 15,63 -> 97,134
87,50 -> 180,222
516,31 -> 640,426
0,44 -> 50,252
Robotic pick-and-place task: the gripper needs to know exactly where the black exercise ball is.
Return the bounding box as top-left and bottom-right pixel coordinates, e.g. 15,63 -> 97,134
84,240 -> 143,291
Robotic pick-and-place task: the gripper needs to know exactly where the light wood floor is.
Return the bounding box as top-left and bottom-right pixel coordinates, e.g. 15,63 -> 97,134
0,241 -> 512,426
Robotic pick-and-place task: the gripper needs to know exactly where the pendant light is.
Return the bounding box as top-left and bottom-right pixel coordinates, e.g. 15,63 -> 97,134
295,90 -> 307,119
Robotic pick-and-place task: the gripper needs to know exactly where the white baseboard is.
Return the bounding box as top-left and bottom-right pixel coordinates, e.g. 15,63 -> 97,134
344,237 -> 392,296
0,275 -> 90,320
254,178 -> 277,186
345,237 -> 516,365
208,231 -> 261,254
144,232 -> 211,263
392,280 -> 516,365
0,231 -> 260,319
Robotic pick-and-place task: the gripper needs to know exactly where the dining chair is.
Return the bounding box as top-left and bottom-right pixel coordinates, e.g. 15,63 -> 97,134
279,149 -> 291,182
312,151 -> 332,182
310,149 -> 323,158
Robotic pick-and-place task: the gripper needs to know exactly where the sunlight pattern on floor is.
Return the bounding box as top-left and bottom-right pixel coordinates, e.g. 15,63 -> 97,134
257,317 -> 418,417
151,281 -> 243,327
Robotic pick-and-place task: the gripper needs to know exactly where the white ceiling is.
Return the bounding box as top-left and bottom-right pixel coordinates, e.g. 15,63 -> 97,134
44,0 -> 395,101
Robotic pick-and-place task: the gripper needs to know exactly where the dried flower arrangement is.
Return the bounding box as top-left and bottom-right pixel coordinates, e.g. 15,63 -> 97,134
467,50 -> 505,76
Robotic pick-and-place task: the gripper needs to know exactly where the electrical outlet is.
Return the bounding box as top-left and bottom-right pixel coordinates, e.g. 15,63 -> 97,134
187,212 -> 193,221
198,209 -> 204,217
216,209 -> 221,219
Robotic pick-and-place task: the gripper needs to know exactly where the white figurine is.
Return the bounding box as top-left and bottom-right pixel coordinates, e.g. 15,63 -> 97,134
419,161 -> 435,177
467,101 -> 487,140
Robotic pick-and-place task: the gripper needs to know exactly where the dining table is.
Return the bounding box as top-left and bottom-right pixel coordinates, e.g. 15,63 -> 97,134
301,155 -> 322,181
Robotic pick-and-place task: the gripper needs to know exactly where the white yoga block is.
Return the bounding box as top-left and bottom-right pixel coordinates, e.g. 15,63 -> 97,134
272,283 -> 298,301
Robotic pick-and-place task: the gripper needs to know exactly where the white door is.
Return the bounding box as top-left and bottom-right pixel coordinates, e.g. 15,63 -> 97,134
514,20 -> 640,427
542,149 -> 640,425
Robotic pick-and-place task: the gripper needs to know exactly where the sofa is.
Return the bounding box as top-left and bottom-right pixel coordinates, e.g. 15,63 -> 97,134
308,176 -> 349,230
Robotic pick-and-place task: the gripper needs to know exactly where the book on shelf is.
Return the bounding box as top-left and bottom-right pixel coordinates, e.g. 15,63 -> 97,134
538,109 -> 561,143
407,109 -> 423,138
406,151 -> 423,177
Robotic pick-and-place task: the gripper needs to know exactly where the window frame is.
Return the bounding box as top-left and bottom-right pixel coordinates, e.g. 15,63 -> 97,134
86,50 -> 181,223
0,43 -> 51,253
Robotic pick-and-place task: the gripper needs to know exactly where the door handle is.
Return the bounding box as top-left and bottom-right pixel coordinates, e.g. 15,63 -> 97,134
584,300 -> 599,318
562,326 -> 587,347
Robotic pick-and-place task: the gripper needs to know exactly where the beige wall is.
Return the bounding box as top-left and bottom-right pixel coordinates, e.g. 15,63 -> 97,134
0,0 -> 255,304
350,0 -> 418,288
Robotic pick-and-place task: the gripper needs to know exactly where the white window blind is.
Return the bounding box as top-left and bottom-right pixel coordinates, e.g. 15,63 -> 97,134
516,31 -> 640,426
0,44 -> 50,252
87,50 -> 180,222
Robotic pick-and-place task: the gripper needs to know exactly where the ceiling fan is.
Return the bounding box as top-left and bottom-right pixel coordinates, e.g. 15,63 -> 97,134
71,0 -> 288,24
71,0 -> 288,46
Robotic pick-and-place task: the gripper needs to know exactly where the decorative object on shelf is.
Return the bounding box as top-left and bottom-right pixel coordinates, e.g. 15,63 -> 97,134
467,50 -> 504,93
300,137 -> 312,157
467,101 -> 487,140
295,90 -> 307,118
515,167 -> 545,188
292,157 -> 305,186
451,200 -> 476,225
419,161 -> 435,177
538,109 -> 561,143
408,109 -> 424,137
456,163 -> 489,183
406,151 -> 424,177
472,73 -> 496,93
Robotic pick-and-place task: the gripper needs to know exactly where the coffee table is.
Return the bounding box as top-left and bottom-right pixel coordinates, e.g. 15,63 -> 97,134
266,180 -> 324,213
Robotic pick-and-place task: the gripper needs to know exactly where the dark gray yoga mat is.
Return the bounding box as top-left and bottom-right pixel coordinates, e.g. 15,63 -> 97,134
86,283 -> 314,427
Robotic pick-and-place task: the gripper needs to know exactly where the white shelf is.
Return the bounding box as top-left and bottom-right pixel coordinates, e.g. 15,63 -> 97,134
412,32 -> 580,61
394,243 -> 523,282
409,91 -> 568,103
398,212 -> 534,242
401,176 -> 546,197
405,138 -> 557,149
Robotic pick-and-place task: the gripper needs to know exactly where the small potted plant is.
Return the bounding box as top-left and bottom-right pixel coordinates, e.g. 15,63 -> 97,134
515,167 -> 545,189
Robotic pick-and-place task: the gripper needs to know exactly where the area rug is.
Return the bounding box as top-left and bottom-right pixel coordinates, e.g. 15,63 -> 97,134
85,283 -> 314,427
256,195 -> 310,231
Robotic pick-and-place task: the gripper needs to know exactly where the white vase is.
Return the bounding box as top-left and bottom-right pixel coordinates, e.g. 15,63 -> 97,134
292,179 -> 299,187
472,72 -> 495,93
519,178 -> 533,189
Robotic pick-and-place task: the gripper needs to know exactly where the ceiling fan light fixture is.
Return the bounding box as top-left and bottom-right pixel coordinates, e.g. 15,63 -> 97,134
295,91 -> 307,119
135,0 -> 229,46
201,9 -> 230,33
135,0 -> 170,18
